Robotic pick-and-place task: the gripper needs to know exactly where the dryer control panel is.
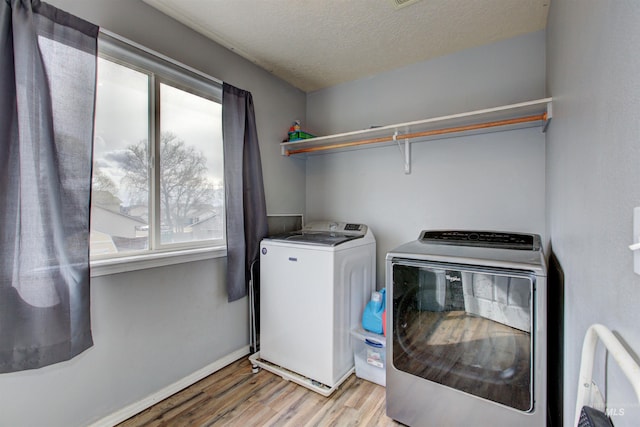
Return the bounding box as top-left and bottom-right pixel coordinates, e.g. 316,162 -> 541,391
419,230 -> 540,250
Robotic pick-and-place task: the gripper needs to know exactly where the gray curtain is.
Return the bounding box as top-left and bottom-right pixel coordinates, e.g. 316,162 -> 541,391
222,83 -> 268,303
0,0 -> 98,373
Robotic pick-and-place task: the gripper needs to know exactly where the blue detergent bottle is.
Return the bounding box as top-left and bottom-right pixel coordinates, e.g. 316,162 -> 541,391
362,288 -> 386,334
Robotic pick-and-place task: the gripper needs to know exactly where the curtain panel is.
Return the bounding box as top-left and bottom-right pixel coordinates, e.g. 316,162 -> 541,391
0,0 -> 98,373
222,83 -> 268,303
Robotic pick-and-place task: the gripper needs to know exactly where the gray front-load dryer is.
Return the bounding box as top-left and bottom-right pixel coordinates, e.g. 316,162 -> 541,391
385,230 -> 547,427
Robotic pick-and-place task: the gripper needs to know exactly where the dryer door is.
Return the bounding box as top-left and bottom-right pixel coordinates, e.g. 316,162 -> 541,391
390,259 -> 536,412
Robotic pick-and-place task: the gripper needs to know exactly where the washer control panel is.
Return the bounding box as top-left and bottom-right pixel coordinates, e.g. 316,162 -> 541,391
304,221 -> 367,236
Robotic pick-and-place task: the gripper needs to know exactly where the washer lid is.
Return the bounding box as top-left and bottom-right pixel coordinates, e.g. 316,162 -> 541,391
265,231 -> 364,246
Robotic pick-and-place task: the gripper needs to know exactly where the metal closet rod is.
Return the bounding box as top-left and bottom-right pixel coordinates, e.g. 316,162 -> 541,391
286,113 -> 547,156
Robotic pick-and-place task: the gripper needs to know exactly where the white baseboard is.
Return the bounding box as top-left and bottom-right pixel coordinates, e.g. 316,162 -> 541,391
89,346 -> 250,427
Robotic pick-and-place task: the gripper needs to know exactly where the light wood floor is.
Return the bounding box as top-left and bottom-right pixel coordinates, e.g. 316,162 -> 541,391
118,356 -> 403,427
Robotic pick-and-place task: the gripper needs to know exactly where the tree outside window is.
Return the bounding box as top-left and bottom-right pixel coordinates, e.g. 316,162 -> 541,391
90,56 -> 224,258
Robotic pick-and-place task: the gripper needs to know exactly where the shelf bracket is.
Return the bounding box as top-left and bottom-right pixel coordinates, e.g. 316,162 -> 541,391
392,130 -> 411,175
393,132 -> 411,174
404,138 -> 411,174
543,100 -> 553,132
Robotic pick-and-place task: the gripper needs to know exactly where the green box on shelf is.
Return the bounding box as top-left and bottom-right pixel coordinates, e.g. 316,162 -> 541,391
288,130 -> 315,141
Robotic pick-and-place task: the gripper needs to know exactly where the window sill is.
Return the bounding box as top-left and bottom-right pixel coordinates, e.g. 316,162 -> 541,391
90,246 -> 226,277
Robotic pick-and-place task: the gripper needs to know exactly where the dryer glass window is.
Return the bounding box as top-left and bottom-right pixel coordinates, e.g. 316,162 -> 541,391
391,260 -> 535,411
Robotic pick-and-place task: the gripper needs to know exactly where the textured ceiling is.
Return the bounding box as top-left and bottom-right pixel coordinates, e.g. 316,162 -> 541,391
143,0 -> 550,92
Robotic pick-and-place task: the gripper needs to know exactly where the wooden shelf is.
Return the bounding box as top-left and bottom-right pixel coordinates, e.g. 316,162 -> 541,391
281,98 -> 552,163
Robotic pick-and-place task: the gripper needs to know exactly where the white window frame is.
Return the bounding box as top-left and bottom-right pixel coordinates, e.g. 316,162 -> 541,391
91,31 -> 226,276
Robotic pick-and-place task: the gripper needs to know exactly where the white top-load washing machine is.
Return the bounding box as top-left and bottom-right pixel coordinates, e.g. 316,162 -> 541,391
250,221 -> 376,396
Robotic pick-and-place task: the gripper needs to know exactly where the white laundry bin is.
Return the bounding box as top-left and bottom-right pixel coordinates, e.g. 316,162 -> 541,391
351,327 -> 386,386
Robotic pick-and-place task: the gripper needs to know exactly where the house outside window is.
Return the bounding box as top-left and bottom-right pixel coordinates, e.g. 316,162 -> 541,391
90,34 -> 225,263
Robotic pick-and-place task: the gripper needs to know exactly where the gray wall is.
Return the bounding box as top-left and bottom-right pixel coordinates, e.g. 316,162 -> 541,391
1,259 -> 243,426
546,1 -> 640,425
307,30 -> 546,135
0,1 -> 306,426
305,31 -> 547,286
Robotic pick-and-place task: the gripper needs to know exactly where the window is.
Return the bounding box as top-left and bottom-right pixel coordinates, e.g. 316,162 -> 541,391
90,34 -> 224,262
